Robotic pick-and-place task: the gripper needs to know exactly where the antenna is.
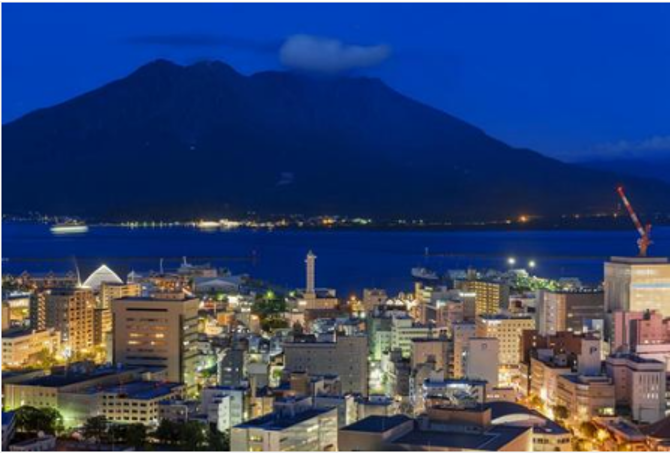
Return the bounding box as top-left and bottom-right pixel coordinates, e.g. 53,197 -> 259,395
73,256 -> 82,287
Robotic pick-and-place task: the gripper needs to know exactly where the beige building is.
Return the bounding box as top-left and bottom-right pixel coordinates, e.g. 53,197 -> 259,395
112,294 -> 199,387
283,334 -> 368,396
460,279 -> 510,317
231,397 -> 338,451
410,338 -> 448,371
476,314 -> 535,366
46,288 -> 95,352
3,365 -> 167,427
100,282 -> 141,308
537,289 -> 604,336
339,406 -> 533,451
452,322 -> 476,378
556,374 -> 615,423
530,356 -> 572,407
606,354 -> 666,424
2,329 -> 60,368
605,256 -> 670,314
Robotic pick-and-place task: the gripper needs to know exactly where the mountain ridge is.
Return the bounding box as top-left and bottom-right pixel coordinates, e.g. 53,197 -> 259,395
4,59 -> 670,221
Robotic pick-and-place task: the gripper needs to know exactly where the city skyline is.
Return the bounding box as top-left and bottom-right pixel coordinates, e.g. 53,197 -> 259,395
3,2 -> 670,452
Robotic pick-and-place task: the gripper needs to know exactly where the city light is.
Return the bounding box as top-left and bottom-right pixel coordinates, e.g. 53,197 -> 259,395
507,257 -> 516,266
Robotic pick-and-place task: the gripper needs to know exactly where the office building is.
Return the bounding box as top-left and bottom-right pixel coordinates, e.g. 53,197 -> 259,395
339,406 -> 532,451
231,397 -> 338,451
284,334 -> 368,396
460,279 -> 510,317
537,289 -> 604,336
112,294 -> 199,386
556,374 -> 615,423
45,288 -> 96,351
604,256 -> 670,315
476,314 -> 535,367
2,329 -> 60,368
606,353 -> 666,424
464,337 -> 500,388
99,282 -> 141,308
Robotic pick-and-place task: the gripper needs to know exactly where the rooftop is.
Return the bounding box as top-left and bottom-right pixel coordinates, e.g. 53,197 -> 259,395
394,425 -> 529,451
235,408 -> 333,431
341,415 -> 412,433
92,381 -> 182,400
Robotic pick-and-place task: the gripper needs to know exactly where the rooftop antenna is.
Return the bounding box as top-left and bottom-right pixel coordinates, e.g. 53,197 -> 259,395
72,256 -> 82,287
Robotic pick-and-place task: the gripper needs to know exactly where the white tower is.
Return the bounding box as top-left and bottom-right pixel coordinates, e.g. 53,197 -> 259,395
305,250 -> 316,295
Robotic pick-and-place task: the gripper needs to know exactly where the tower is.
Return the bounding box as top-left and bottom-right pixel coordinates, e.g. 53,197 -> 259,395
305,250 -> 316,295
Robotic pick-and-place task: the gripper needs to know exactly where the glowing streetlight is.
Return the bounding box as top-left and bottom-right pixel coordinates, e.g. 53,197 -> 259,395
507,257 -> 516,266
528,260 -> 536,269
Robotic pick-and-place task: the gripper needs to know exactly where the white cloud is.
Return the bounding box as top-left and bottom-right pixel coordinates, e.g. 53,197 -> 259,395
591,135 -> 670,159
279,34 -> 391,74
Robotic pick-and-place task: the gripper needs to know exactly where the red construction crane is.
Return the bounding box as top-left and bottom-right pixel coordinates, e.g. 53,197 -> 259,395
617,186 -> 652,257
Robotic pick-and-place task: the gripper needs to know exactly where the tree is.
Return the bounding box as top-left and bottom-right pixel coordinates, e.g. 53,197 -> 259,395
580,421 -> 598,439
14,406 -> 63,435
529,395 -> 543,409
207,427 -> 230,451
82,415 -> 110,443
181,420 -> 207,450
153,419 -> 181,446
111,423 -> 147,449
552,405 -> 569,422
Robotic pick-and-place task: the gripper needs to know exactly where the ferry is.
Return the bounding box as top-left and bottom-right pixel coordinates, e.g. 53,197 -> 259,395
411,267 -> 439,281
50,220 -> 89,234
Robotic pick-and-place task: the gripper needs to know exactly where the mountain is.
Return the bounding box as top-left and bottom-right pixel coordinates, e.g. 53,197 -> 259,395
4,59 -> 670,222
579,158 -> 670,184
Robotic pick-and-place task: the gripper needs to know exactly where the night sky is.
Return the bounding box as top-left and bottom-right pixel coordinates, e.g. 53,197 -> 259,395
3,3 -> 670,161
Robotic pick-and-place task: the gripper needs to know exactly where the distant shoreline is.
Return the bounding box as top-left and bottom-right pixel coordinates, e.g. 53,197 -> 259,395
4,217 -> 670,233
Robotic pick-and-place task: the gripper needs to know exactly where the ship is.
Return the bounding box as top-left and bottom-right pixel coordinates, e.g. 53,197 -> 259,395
411,267 -> 439,281
50,220 -> 89,234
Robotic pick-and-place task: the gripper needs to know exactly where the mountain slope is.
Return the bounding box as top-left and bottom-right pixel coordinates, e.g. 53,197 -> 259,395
579,158 -> 670,184
4,59 -> 670,221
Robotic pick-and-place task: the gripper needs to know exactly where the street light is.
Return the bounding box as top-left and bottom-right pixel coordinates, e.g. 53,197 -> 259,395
528,260 -> 536,269
507,257 -> 516,266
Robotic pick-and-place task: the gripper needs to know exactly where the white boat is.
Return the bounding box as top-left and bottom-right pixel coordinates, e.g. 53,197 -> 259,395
411,267 -> 439,281
50,221 -> 89,234
197,220 -> 220,229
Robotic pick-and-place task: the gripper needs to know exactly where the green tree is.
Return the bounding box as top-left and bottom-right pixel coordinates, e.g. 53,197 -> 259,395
82,415 -> 110,443
181,420 -> 207,450
14,406 -> 63,435
111,423 -> 148,449
153,419 -> 180,446
580,421 -> 598,439
207,427 -> 230,451
552,405 -> 569,422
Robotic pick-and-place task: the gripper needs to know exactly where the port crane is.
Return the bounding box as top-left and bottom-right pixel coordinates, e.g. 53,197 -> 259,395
616,186 -> 652,257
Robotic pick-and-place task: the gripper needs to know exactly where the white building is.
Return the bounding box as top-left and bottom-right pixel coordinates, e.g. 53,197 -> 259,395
464,337 -> 500,388
606,354 -> 666,424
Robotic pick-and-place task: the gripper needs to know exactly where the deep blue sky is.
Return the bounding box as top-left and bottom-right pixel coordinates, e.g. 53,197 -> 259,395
3,3 -> 670,161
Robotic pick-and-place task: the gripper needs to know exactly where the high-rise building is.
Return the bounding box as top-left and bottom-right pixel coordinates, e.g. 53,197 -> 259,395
464,337 -> 499,388
537,289 -> 604,336
29,292 -> 46,332
451,322 -> 476,379
112,294 -> 199,387
460,279 -> 509,317
45,288 -> 96,352
604,256 -> 670,314
476,314 -> 535,367
606,354 -> 666,424
100,282 -> 142,309
283,334 -> 369,396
